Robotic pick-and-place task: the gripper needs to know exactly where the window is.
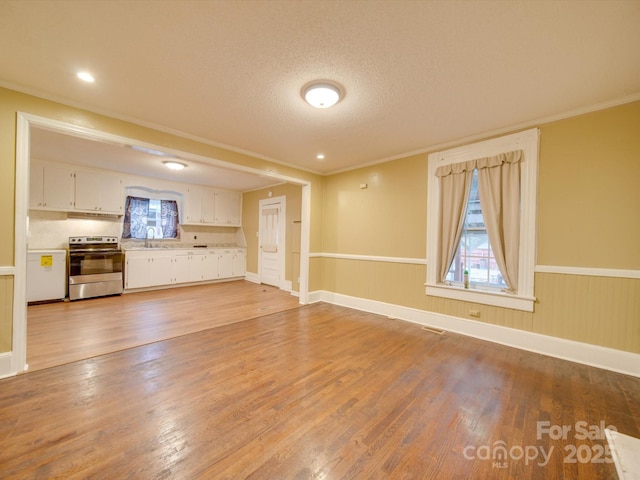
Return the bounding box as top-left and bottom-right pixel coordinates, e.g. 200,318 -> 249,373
122,196 -> 180,240
446,170 -> 507,290
426,129 -> 539,312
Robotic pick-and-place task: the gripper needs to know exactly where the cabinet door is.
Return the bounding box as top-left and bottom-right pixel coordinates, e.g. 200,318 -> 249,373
201,189 -> 216,224
29,163 -> 44,209
75,171 -> 123,213
184,187 -> 215,224
74,171 -> 100,211
125,256 -> 153,289
126,253 -> 173,289
42,164 -> 75,210
218,252 -> 234,278
226,191 -> 242,226
213,190 -> 228,225
232,251 -> 246,277
184,187 -> 203,224
98,173 -> 124,214
148,254 -> 174,286
214,190 -> 242,226
202,253 -> 219,281
173,255 -> 192,284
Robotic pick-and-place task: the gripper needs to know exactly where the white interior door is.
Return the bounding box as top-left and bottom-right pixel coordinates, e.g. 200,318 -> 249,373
259,196 -> 285,287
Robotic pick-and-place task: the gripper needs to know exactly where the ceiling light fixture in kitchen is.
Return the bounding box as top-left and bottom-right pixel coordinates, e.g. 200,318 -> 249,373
163,160 -> 187,171
303,82 -> 342,108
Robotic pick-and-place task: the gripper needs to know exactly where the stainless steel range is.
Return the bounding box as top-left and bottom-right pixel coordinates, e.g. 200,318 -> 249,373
68,236 -> 123,301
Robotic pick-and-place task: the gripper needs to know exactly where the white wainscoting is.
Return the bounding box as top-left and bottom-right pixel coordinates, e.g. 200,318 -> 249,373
0,266 -> 15,276
535,264 -> 640,280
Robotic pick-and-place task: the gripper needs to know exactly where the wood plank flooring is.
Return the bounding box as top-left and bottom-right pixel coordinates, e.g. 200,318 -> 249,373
3,294 -> 639,478
27,280 -> 301,371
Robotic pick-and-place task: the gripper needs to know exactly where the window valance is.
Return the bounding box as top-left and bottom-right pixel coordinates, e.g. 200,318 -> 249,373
435,150 -> 523,178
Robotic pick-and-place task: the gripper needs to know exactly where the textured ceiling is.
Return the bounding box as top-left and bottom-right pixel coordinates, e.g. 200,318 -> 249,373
1,0 -> 639,176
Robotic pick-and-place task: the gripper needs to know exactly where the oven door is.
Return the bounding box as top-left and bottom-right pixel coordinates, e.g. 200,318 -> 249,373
69,251 -> 123,277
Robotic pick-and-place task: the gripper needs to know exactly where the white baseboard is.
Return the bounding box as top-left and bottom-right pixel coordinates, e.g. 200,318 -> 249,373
309,290 -> 640,378
0,352 -> 18,379
245,272 -> 260,284
244,272 -> 292,292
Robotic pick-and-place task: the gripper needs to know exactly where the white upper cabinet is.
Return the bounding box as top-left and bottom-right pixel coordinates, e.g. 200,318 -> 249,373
74,170 -> 123,214
30,161 -> 75,211
184,187 -> 240,226
29,160 -> 241,227
30,161 -> 122,214
214,190 -> 242,226
184,186 -> 216,225
202,189 -> 216,223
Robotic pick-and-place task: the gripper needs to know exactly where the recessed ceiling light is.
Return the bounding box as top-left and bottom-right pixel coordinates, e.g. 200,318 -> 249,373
303,82 -> 342,108
163,161 -> 187,171
77,71 -> 95,83
317,154 -> 325,160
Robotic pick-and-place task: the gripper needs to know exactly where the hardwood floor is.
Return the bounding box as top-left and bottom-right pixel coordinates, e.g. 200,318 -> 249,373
3,294 -> 638,478
27,280 -> 301,371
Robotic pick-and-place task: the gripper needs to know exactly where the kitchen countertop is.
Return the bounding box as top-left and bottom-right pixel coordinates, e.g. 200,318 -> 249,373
122,244 -> 246,252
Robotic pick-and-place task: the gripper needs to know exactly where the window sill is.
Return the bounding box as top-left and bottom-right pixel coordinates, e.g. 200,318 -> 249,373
425,283 -> 535,312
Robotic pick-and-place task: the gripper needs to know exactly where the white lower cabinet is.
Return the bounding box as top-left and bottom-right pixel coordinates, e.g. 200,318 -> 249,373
218,252 -> 234,278
125,248 -> 246,290
232,250 -> 246,277
173,253 -> 204,284
202,253 -> 219,281
218,249 -> 246,278
125,252 -> 174,289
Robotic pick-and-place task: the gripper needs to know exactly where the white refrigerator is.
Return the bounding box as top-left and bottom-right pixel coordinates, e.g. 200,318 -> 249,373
27,250 -> 67,303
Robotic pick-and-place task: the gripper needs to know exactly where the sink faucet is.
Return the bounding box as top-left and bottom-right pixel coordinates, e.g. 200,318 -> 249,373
145,227 -> 155,248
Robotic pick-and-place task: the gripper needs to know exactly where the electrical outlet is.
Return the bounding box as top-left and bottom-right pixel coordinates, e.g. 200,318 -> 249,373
469,310 -> 481,318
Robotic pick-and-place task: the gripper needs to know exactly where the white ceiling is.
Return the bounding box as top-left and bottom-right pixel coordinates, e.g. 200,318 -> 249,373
1,0 -> 640,180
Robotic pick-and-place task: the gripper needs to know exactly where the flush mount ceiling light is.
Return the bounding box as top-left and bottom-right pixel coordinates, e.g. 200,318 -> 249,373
77,71 -> 95,83
303,82 -> 342,108
163,160 -> 187,171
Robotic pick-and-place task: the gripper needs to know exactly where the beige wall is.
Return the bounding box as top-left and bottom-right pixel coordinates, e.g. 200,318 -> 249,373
321,154 -> 427,258
537,101 -> 640,269
319,101 -> 640,354
242,183 -> 303,291
2,85 -> 638,358
0,87 -> 323,354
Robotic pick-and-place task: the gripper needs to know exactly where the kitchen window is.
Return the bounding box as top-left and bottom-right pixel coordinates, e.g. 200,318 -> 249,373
425,129 -> 539,311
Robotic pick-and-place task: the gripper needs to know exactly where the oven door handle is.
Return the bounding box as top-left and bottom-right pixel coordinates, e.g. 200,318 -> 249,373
69,249 -> 122,254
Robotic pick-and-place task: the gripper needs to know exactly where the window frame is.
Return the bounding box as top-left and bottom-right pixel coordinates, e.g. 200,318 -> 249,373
122,186 -> 183,241
425,129 -> 539,312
